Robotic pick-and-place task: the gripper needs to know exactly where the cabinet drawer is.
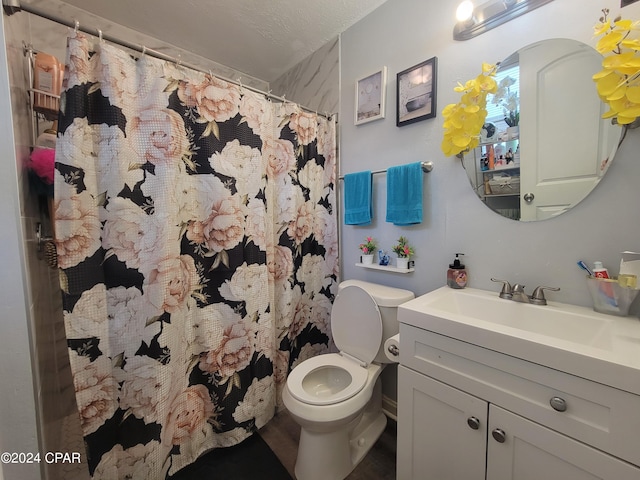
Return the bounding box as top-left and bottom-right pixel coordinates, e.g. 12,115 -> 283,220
399,323 -> 640,467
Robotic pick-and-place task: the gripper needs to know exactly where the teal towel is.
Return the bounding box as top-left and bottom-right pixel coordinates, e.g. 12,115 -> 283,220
386,162 -> 423,225
344,171 -> 373,225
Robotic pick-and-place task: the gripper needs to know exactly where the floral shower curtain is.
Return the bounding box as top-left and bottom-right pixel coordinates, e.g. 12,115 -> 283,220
54,32 -> 337,478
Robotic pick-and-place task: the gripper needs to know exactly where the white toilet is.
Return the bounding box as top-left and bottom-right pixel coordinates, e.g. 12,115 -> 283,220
282,279 -> 414,480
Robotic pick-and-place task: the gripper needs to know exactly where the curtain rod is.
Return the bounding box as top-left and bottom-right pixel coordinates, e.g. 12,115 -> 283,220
338,161 -> 433,180
5,1 -> 334,120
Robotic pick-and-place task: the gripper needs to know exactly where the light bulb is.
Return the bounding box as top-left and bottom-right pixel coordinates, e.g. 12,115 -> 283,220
456,1 -> 474,22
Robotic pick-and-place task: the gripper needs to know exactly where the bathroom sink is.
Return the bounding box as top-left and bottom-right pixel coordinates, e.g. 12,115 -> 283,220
398,287 -> 640,395
421,287 -> 614,350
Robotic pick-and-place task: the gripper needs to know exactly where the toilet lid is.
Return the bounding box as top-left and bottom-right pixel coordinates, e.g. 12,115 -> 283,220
331,285 -> 382,365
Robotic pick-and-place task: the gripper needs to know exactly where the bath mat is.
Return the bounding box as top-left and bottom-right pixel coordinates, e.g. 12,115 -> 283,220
170,433 -> 293,480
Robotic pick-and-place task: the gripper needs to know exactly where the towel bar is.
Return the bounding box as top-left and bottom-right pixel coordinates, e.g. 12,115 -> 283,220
338,161 -> 433,180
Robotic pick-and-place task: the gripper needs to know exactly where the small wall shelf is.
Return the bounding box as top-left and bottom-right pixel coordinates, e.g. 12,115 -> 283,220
355,263 -> 414,274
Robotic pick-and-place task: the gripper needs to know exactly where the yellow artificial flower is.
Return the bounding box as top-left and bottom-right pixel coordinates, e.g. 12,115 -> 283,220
596,31 -> 625,54
595,70 -> 623,97
613,18 -> 639,30
621,38 -> 640,51
441,103 -> 457,116
593,19 -> 611,36
610,96 -> 640,118
593,9 -> 640,124
602,51 -> 636,68
606,85 -> 627,101
475,73 -> 498,93
625,84 -> 640,102
441,63 -> 498,157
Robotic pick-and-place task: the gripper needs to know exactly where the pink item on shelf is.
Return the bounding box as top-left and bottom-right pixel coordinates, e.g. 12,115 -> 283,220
29,148 -> 56,184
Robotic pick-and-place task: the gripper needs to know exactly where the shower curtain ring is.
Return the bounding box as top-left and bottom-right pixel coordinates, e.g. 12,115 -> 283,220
74,20 -> 79,33
176,54 -> 182,67
141,45 -> 147,56
97,29 -> 103,42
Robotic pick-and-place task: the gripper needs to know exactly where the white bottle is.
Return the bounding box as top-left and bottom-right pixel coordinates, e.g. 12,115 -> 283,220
593,261 -> 610,279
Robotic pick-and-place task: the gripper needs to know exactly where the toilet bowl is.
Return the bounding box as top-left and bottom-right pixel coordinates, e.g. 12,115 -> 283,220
282,280 -> 414,480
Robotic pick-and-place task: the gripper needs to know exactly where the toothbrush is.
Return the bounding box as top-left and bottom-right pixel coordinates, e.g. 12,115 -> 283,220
577,260 -> 593,276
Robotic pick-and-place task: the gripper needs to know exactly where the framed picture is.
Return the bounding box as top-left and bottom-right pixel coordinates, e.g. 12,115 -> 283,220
396,57 -> 437,127
355,67 -> 387,125
621,0 -> 640,6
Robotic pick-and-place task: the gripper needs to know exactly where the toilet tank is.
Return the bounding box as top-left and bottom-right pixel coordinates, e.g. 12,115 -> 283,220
338,280 -> 414,363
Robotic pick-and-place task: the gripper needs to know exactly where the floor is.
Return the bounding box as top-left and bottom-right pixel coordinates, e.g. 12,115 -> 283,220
259,409 -> 398,480
49,408 -> 397,479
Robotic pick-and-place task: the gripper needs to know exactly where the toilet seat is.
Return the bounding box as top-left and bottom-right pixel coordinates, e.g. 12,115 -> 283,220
287,353 -> 369,406
287,285 -> 383,406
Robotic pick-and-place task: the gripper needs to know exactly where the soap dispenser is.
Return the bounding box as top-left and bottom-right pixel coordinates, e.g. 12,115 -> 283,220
447,253 -> 467,289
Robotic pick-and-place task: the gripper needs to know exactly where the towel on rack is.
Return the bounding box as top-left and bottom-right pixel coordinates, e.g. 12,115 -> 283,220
344,170 -> 373,225
386,162 -> 423,225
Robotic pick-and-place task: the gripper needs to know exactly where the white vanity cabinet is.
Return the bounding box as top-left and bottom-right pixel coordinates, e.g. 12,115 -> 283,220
397,324 -> 640,480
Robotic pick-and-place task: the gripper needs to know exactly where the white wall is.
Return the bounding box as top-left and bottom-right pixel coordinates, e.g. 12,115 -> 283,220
339,0 -> 640,311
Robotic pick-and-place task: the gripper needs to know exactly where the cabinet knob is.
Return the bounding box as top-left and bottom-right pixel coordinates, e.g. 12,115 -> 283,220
491,428 -> 506,443
467,416 -> 480,430
549,396 -> 567,412
523,192 -> 535,203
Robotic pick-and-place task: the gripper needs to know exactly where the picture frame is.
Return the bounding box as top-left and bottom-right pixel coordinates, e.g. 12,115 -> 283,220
621,0 -> 640,6
355,67 -> 387,125
396,57 -> 437,127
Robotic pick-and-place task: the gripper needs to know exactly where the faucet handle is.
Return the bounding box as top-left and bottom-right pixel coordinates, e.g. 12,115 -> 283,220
530,286 -> 560,305
491,278 -> 513,299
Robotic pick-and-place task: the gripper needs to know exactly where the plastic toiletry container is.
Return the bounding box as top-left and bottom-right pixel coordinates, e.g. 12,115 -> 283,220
34,52 -> 61,113
447,253 -> 467,289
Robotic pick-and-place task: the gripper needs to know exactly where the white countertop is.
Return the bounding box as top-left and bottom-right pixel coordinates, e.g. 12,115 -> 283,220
398,286 -> 640,396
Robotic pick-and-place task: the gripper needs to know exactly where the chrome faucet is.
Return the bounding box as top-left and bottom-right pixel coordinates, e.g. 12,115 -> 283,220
511,284 -> 530,303
491,278 -> 560,305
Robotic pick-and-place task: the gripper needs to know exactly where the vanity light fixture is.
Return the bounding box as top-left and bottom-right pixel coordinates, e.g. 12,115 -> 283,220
453,0 -> 554,41
456,1 -> 475,24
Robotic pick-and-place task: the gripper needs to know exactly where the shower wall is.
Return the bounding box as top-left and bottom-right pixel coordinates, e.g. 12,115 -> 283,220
1,10 -> 45,480
271,36 -> 340,115
1,11 -> 81,480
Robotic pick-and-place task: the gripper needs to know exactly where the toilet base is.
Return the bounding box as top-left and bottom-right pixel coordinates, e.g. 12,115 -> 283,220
293,382 -> 387,480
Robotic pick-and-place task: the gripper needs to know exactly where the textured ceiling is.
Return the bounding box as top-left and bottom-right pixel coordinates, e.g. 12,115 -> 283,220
49,0 -> 389,82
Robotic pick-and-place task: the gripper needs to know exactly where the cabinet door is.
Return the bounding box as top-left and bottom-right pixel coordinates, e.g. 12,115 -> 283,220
487,405 -> 640,480
397,366 -> 487,480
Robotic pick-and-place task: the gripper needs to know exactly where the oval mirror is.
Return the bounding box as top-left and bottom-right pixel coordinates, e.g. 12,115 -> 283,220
461,38 -> 623,221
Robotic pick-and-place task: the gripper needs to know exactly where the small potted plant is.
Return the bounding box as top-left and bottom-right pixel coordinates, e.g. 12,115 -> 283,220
392,236 -> 414,269
359,236 -> 377,264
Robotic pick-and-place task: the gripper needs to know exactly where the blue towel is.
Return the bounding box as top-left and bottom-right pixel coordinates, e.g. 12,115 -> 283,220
386,162 -> 423,225
344,171 -> 373,225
